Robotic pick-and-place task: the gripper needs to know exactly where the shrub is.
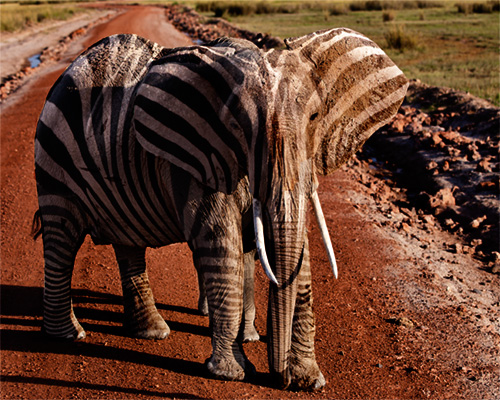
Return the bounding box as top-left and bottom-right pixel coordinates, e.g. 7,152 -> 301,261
387,1 -> 446,10
349,1 -> 367,11
255,1 -> 273,14
473,2 -> 494,13
383,10 -> 396,21
456,2 -> 472,14
275,4 -> 300,14
197,1 -> 300,18
349,1 -> 382,11
365,0 -> 383,10
456,1 -> 498,14
329,4 -> 349,15
416,0 -> 445,8
211,2 -> 255,17
385,25 -> 418,51
195,2 -> 214,13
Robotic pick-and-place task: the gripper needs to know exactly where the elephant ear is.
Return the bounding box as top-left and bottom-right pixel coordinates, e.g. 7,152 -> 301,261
132,44 -> 251,194
285,28 -> 408,175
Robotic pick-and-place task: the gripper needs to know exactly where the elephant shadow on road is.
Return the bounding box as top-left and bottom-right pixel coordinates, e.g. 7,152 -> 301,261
0,284 -> 209,337
0,284 -> 214,377
1,284 -> 274,392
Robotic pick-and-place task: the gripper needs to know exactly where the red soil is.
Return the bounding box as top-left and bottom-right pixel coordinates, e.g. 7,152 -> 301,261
1,5 -> 498,399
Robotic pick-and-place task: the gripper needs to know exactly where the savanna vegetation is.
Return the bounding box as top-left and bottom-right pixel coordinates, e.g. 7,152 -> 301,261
0,0 -> 498,105
0,0 -> 86,32
190,0 -> 500,105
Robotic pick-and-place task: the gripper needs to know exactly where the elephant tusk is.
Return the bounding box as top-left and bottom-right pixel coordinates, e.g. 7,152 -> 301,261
252,199 -> 279,285
311,191 -> 338,279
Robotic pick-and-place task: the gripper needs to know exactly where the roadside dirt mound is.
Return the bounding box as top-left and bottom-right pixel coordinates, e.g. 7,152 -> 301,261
363,80 -> 499,268
164,3 -> 284,49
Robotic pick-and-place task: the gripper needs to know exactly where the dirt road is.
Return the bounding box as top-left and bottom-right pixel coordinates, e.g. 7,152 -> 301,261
1,5 -> 498,399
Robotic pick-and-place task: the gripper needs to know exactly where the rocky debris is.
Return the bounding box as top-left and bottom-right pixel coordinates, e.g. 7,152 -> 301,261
387,317 -> 415,329
359,80 -> 499,266
491,252 -> 500,274
0,66 -> 38,101
164,4 -> 284,49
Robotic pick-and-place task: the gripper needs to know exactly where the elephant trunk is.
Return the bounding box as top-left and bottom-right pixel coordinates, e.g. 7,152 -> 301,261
267,219 -> 305,388
254,193 -> 337,285
253,197 -> 307,388
267,262 -> 297,388
252,187 -> 333,388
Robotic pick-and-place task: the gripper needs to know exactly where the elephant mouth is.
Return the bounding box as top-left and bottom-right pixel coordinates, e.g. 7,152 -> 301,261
252,192 -> 338,285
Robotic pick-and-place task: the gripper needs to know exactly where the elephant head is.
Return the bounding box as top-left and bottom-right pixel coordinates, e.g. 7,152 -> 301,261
133,28 -> 408,389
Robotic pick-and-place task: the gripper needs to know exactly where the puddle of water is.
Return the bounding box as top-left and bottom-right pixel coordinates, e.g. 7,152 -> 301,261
182,31 -> 204,46
28,53 -> 41,68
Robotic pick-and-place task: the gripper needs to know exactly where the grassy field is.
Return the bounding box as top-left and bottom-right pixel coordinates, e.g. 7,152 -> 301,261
0,0 -> 498,105
0,1 -> 86,33
189,0 -> 500,106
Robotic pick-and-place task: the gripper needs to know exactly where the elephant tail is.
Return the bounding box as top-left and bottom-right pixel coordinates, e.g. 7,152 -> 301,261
32,209 -> 43,240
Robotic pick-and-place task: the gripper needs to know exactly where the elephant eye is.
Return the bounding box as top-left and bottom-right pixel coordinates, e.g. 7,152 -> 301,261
309,112 -> 318,121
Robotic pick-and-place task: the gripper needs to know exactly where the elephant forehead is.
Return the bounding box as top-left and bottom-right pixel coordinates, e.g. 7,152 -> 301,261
267,159 -> 313,201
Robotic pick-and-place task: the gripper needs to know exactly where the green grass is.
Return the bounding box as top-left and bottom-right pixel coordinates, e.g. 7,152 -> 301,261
1,0 -> 498,105
189,1 -> 500,106
0,1 -> 85,32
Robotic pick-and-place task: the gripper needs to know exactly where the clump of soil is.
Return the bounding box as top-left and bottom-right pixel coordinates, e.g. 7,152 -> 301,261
360,80 -> 499,267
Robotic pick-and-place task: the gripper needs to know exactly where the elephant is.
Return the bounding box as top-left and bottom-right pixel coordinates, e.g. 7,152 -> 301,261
196,249 -> 261,343
33,29 -> 408,390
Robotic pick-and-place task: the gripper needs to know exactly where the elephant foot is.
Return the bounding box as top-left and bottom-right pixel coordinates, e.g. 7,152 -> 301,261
242,325 -> 260,343
288,355 -> 326,391
198,295 -> 209,316
125,309 -> 170,340
42,317 -> 86,341
206,352 -> 256,381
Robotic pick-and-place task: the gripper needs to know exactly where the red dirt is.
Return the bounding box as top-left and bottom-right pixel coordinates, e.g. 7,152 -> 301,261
1,5 -> 498,399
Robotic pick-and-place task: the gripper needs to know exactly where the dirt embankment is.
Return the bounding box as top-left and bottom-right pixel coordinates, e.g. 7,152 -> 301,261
1,4 -> 499,400
363,83 -> 499,265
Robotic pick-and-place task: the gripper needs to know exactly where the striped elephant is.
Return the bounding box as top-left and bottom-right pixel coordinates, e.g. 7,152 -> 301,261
33,30 -> 407,390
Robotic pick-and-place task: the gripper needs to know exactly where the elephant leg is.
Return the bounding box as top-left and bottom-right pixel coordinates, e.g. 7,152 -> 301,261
241,250 -> 259,342
289,235 -> 325,391
196,250 -> 258,342
192,223 -> 254,381
194,259 -> 209,316
40,202 -> 86,340
113,245 -> 169,340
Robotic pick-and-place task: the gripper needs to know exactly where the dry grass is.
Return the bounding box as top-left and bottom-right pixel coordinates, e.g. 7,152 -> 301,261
0,2 -> 83,32
385,24 -> 418,50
